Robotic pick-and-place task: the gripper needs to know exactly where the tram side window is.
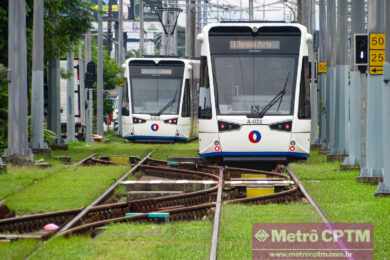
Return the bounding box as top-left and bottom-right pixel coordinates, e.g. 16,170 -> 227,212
182,79 -> 191,117
122,82 -> 130,116
298,57 -> 311,119
199,56 -> 212,119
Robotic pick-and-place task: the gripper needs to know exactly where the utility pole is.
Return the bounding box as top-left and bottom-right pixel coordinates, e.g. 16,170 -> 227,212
7,0 -> 32,163
249,0 -> 254,21
31,0 -> 47,151
335,0 -> 348,156
139,0 -> 145,56
195,0 -> 201,56
85,32 -> 93,143
171,0 -> 178,56
78,45 -> 86,136
47,58 -> 61,144
297,0 -> 302,24
117,0 -> 125,136
377,0 -> 390,195
327,0 -> 337,156
66,50 -> 76,142
319,0 -> 328,149
97,0 -> 104,136
347,0 -> 366,167
185,0 -> 196,58
364,0 -> 385,179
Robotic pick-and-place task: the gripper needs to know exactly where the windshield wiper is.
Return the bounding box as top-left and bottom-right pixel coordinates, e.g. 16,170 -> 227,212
257,73 -> 290,118
156,88 -> 180,116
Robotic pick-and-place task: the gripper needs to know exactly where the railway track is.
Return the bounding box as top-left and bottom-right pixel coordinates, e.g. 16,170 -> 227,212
0,157 -> 304,241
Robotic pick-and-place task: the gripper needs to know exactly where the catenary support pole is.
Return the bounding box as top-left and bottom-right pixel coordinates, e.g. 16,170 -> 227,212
31,0 -> 47,151
185,0 -> 196,58
7,0 -> 32,163
376,0 -> 390,195
85,32 -> 93,143
335,0 -> 348,156
47,58 -> 62,143
364,0 -> 385,179
160,0 -> 167,55
327,0 -> 337,155
97,0 -> 104,136
118,0 -> 124,136
249,0 -> 254,21
66,50 -> 76,143
139,0 -> 144,56
345,0 -> 366,167
78,45 -> 86,136
319,0 -> 328,149
308,0 -> 319,146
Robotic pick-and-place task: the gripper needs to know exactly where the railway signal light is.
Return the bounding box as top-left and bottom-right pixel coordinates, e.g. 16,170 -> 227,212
354,34 -> 368,73
85,61 -> 97,89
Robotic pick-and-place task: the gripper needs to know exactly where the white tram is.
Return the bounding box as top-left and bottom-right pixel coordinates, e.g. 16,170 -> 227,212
121,57 -> 199,142
197,23 -> 312,162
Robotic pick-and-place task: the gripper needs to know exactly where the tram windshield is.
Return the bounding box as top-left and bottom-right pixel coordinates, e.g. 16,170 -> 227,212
213,55 -> 297,116
129,62 -> 184,115
209,26 -> 301,116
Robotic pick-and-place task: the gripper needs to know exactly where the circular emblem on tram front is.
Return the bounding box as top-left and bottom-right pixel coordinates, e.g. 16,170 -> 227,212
151,123 -> 159,132
248,130 -> 262,143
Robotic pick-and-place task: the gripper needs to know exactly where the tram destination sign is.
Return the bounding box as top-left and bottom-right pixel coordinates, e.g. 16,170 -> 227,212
229,40 -> 280,50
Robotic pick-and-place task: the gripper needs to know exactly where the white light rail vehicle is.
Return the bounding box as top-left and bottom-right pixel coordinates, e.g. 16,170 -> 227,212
197,22 -> 312,164
121,57 -> 199,143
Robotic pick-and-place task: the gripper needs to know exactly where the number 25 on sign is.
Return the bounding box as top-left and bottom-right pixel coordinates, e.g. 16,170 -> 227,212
370,50 -> 385,67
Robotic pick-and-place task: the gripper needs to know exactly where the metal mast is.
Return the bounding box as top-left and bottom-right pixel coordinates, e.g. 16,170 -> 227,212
7,0 -> 32,163
31,0 -> 47,151
66,50 -> 76,142
365,0 -> 385,178
97,0 -> 104,136
377,0 -> 390,195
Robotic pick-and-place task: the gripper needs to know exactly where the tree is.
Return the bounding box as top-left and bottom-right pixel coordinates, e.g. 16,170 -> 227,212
0,1 -> 94,153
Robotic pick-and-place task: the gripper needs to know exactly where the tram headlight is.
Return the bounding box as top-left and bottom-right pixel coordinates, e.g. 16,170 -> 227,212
164,118 -> 178,125
218,121 -> 241,132
132,117 -> 146,124
270,121 -> 292,132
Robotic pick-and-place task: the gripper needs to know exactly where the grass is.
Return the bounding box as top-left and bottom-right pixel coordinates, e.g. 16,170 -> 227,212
30,222 -> 212,260
0,240 -> 39,260
291,150 -> 390,260
1,141 -> 390,259
5,165 -> 129,214
218,203 -> 321,259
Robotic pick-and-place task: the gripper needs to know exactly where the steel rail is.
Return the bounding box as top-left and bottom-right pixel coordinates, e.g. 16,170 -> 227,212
209,168 -> 224,260
286,168 -> 330,224
56,152 -> 152,236
73,153 -> 97,167
60,202 -> 216,236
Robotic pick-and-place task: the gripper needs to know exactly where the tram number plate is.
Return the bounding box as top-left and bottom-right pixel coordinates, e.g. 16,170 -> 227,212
246,119 -> 263,125
150,116 -> 160,121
